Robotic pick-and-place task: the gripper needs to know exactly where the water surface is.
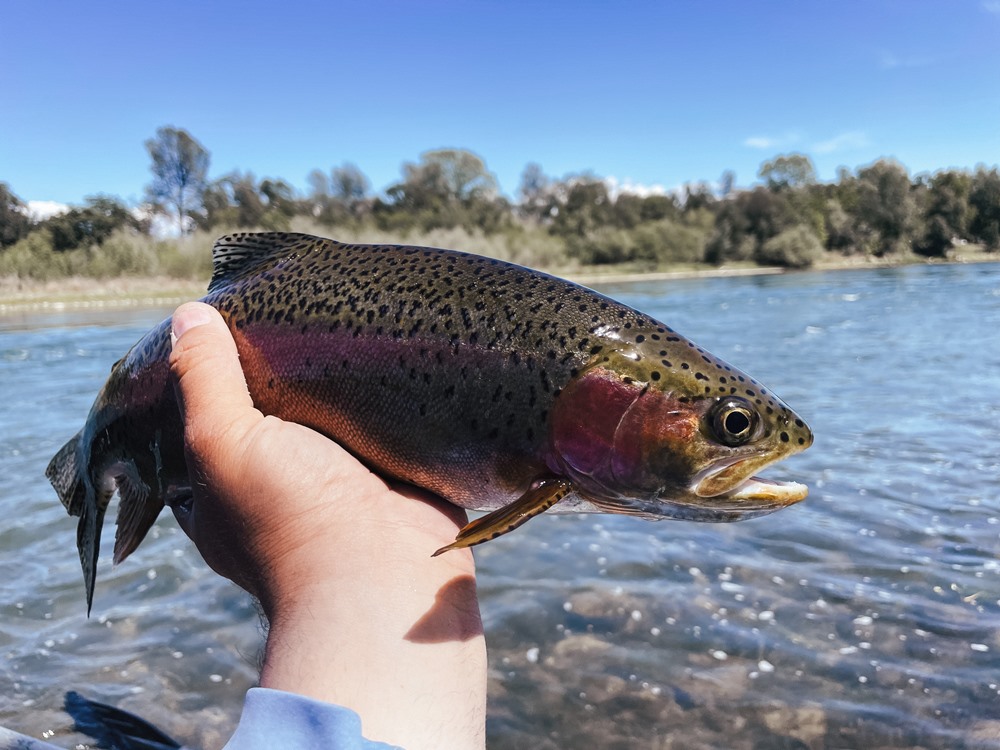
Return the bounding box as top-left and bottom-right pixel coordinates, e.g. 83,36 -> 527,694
1,263 -> 998,748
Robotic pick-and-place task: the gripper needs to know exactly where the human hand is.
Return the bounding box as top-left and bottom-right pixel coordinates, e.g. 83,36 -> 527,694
168,301 -> 486,750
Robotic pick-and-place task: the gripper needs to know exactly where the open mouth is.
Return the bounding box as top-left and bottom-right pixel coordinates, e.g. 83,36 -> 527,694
717,475 -> 808,506
585,457 -> 808,524
692,458 -> 808,509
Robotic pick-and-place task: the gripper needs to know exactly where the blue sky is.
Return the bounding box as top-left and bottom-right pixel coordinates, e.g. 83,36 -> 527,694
2,1 -> 999,209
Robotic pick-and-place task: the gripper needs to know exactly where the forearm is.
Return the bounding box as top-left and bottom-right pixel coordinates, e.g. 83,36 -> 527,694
257,497 -> 487,750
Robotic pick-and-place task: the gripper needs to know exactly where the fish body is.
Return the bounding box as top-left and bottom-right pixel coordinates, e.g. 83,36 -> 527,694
47,233 -> 813,610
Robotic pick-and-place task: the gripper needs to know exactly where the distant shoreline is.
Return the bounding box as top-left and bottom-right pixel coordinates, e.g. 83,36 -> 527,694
1,251 -> 996,316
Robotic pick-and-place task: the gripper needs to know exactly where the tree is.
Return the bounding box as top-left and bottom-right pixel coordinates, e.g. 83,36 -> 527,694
549,176 -> 615,237
43,195 -> 141,251
915,169 -> 971,257
0,183 -> 31,248
758,153 -> 816,191
200,172 -> 295,231
380,149 -> 500,232
260,178 -> 297,220
639,194 -> 679,222
421,149 -> 498,202
613,193 -> 644,229
742,187 -> 796,244
517,162 -> 551,220
331,163 -> 370,204
307,169 -> 329,198
705,187 -> 794,264
969,166 -> 1000,250
824,198 -> 865,254
683,182 -> 716,212
719,170 -> 736,198
855,159 -> 917,256
144,126 -> 210,234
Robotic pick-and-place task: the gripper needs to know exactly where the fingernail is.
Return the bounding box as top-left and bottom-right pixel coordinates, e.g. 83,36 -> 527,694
170,303 -> 214,346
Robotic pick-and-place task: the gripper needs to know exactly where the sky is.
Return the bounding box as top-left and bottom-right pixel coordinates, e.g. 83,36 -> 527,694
2,1 -> 999,213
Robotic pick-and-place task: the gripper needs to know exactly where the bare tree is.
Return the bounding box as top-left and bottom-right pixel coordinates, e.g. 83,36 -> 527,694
144,126 -> 210,234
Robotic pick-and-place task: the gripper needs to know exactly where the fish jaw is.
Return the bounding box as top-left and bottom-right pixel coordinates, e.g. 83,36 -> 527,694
691,456 -> 808,504
720,475 -> 809,505
585,471 -> 808,523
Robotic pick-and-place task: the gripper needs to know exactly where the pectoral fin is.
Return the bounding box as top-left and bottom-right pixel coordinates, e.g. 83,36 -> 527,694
433,478 -> 573,556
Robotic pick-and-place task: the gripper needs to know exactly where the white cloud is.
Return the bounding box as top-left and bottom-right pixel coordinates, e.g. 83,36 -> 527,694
983,1 -> 1000,15
812,131 -> 870,154
26,200 -> 69,221
743,131 -> 801,151
604,176 -> 669,199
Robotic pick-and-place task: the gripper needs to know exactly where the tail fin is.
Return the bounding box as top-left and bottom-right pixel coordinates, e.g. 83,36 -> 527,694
64,691 -> 183,750
76,500 -> 105,616
47,433 -> 104,615
46,432 -> 85,515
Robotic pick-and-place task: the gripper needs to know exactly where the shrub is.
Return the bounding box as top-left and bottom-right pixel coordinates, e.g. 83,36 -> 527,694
756,225 -> 823,269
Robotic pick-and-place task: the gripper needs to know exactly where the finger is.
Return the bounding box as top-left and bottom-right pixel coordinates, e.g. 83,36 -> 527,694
169,301 -> 258,454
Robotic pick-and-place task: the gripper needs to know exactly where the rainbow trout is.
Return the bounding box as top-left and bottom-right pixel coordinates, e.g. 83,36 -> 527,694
47,232 -> 813,611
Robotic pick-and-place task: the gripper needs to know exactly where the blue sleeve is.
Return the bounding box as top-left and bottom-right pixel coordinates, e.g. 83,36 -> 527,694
0,726 -> 62,750
223,687 -> 404,750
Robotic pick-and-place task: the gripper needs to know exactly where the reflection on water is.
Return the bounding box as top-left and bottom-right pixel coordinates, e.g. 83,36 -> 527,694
1,264 -> 999,748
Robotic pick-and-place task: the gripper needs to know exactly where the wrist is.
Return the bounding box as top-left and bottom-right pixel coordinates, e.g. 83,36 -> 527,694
258,539 -> 485,750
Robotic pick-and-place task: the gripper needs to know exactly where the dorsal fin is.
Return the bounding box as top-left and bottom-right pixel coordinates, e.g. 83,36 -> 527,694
207,232 -> 336,293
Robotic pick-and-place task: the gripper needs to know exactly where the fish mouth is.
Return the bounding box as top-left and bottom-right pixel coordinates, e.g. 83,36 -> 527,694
588,469 -> 808,524
715,475 -> 809,506
691,457 -> 808,511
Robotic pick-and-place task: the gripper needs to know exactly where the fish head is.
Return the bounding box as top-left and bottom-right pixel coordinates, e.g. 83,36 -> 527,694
548,335 -> 812,522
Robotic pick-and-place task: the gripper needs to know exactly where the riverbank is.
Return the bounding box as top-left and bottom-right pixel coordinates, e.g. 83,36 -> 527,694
0,276 -> 206,315
1,249 -> 996,315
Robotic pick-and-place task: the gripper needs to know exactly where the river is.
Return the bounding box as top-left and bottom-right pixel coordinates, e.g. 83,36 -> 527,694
1,262 -> 998,749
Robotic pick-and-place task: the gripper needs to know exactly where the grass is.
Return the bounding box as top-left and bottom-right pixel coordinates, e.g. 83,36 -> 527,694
1,223 -> 996,314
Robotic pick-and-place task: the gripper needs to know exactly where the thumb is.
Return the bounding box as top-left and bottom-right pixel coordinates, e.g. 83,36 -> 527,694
169,301 -> 258,451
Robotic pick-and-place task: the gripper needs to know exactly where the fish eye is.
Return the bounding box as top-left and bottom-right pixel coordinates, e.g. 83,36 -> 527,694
709,397 -> 758,447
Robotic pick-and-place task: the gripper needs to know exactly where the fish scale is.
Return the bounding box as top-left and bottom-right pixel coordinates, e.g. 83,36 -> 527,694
47,232 -> 813,611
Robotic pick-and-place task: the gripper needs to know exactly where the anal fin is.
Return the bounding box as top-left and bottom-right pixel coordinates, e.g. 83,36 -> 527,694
433,479 -> 573,557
